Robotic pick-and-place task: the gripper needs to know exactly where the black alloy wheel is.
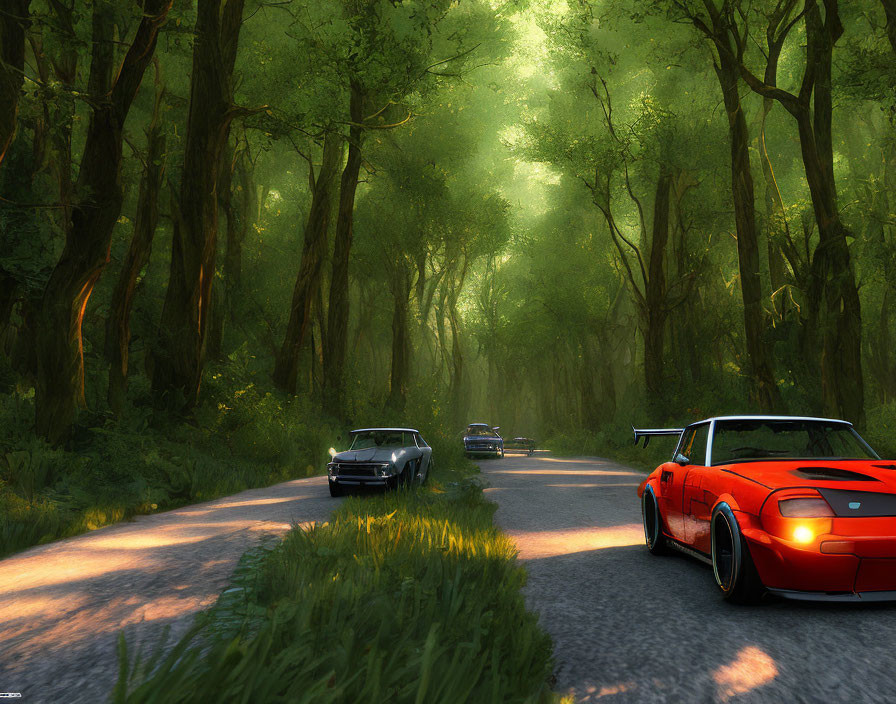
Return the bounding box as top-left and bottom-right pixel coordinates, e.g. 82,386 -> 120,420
711,504 -> 764,604
641,487 -> 668,555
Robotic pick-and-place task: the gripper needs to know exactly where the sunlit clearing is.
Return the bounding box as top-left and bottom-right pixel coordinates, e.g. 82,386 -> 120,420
511,524 -> 643,560
713,646 -> 778,701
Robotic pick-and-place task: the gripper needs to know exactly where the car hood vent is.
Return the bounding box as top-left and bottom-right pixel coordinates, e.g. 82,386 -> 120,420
873,464 -> 896,471
792,467 -> 879,482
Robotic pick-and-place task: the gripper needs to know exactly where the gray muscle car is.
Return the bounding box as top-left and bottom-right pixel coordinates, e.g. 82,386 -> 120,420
463,423 -> 504,458
327,427 -> 432,497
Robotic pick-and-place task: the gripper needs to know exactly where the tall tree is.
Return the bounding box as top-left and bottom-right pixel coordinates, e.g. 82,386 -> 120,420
152,0 -> 247,407
273,131 -> 342,394
669,0 -> 784,411
104,61 -> 166,415
733,0 -> 865,424
34,0 -> 172,444
0,0 -> 30,168
323,86 -> 364,414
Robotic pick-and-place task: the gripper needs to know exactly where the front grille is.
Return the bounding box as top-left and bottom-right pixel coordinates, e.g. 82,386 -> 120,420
467,443 -> 494,450
334,463 -> 383,477
819,489 -> 896,517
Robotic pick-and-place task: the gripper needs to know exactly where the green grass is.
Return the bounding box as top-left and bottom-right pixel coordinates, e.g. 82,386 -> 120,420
114,461 -> 557,703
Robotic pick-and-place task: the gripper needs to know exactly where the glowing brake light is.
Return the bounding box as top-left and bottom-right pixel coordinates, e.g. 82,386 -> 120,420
778,497 -> 834,518
793,525 -> 815,544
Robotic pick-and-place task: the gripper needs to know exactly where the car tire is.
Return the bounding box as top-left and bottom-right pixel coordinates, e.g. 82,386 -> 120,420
399,462 -> 414,489
328,480 -> 343,498
711,504 -> 764,604
641,486 -> 669,555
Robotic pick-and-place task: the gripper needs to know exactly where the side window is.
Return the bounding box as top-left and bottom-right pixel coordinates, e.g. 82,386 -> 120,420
416,433 -> 429,448
676,428 -> 696,460
684,424 -> 709,465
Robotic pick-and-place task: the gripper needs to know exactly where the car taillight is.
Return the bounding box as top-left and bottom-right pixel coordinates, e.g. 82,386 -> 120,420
778,497 -> 835,517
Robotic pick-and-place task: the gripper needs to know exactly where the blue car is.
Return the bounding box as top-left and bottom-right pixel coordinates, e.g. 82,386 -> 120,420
463,423 -> 504,459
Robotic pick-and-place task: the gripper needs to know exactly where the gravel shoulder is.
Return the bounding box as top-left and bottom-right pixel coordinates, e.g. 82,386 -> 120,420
0,475 -> 339,703
483,452 -> 896,704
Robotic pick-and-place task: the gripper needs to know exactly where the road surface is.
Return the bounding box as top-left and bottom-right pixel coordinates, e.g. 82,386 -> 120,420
483,452 -> 896,704
0,475 -> 339,703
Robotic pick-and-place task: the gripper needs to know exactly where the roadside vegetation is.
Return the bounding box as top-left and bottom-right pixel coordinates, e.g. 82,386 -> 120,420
547,406 -> 896,472
114,455 -> 559,704
0,358 -> 340,558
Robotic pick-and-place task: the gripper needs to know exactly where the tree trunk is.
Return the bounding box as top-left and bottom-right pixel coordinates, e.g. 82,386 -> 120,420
0,0 -> 30,168
323,83 -> 364,416
644,166 -> 671,403
388,267 -> 411,411
152,0 -> 244,408
34,0 -> 172,444
274,132 -> 342,393
798,3 -> 864,425
717,56 -> 782,412
104,68 -> 166,415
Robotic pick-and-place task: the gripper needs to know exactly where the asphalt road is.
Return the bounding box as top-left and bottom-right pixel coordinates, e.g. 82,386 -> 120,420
483,452 -> 896,704
0,475 -> 340,704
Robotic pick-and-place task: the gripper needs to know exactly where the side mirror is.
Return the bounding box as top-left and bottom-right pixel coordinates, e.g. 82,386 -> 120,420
674,452 -> 690,466
493,426 -> 500,432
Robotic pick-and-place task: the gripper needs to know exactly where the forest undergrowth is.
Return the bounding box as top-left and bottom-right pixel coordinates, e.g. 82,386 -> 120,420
0,353 -> 342,559
113,456 -> 562,704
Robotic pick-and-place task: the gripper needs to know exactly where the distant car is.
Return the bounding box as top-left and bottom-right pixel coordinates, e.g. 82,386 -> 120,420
463,423 -> 504,458
513,437 -> 536,456
328,428 -> 432,497
635,415 -> 896,603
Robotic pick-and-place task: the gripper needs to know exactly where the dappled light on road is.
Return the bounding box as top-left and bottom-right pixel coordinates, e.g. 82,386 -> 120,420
0,475 -> 335,700
580,681 -> 636,700
511,524 -> 643,560
494,469 -> 641,477
713,646 -> 778,701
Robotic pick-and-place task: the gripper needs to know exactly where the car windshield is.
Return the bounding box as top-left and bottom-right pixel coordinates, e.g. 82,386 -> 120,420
711,419 -> 878,465
466,426 -> 496,437
350,431 -> 409,450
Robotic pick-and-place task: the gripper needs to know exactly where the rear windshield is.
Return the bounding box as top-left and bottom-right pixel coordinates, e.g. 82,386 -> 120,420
712,419 -> 878,465
466,426 -> 497,437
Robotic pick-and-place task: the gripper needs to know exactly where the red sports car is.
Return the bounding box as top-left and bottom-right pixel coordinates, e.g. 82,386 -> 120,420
635,415 -> 896,603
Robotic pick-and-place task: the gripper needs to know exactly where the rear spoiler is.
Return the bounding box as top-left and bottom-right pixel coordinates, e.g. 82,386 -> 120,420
632,426 -> 684,448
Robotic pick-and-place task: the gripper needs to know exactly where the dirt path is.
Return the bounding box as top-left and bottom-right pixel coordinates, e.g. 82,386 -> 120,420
483,453 -> 896,703
0,475 -> 338,703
